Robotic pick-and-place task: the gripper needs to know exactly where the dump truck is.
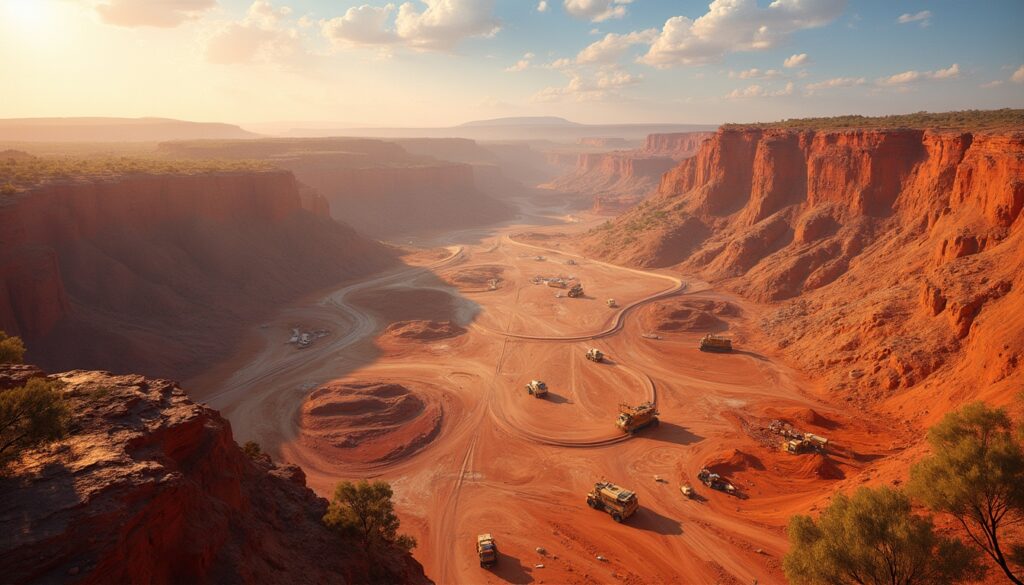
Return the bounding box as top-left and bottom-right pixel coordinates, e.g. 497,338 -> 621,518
586,481 -> 639,522
525,379 -> 548,398
697,468 -> 736,493
698,334 -> 732,352
476,534 -> 498,568
616,402 -> 659,433
607,298 -> 617,308
585,348 -> 604,362
784,433 -> 829,454
568,283 -> 584,298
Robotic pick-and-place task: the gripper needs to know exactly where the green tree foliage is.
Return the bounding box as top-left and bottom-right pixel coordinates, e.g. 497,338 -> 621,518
242,440 -> 263,458
0,331 -> 26,364
723,108 -> 1024,131
784,486 -> 983,585
324,480 -> 417,554
909,402 -> 1024,584
0,378 -> 69,468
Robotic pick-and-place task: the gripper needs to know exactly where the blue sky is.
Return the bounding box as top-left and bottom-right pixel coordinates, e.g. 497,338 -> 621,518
2,0 -> 1023,126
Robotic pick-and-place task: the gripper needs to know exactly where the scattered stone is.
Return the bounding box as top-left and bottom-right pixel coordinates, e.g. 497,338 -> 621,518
535,564 -> 545,569
596,555 -> 608,562
536,547 -> 547,555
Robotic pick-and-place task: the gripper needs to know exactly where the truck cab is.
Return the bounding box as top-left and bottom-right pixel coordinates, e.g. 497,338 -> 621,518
525,379 -> 548,398
476,534 -> 498,568
587,481 -> 639,522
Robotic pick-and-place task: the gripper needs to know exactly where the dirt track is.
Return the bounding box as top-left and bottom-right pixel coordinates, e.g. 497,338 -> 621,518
189,204 -> 896,584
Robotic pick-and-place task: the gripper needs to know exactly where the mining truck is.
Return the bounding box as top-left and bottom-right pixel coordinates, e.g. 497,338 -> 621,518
585,348 -> 604,362
698,334 -> 732,352
525,379 -> 548,398
607,298 -> 617,308
568,283 -> 584,298
697,467 -> 736,493
586,481 -> 639,522
784,433 -> 829,455
616,402 -> 659,433
476,534 -> 498,568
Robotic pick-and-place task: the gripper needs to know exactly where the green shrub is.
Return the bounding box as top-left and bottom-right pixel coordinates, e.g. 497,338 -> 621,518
324,480 -> 417,554
0,331 -> 25,364
0,378 -> 69,468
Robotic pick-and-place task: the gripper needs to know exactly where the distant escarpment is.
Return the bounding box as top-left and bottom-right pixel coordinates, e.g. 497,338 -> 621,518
0,170 -> 396,378
0,365 -> 431,584
580,126 -> 1024,411
159,138 -> 515,237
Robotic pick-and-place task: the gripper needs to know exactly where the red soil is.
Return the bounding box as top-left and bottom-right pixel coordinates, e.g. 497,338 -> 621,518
384,320 -> 466,341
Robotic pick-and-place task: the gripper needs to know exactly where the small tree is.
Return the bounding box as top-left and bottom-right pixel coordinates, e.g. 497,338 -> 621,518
324,480 -> 416,554
0,378 -> 69,468
909,402 -> 1024,584
0,331 -> 26,364
784,486 -> 982,585
242,440 -> 263,459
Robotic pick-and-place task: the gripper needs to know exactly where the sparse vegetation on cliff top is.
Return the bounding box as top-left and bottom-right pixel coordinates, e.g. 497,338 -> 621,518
725,109 -> 1024,131
0,155 -> 275,194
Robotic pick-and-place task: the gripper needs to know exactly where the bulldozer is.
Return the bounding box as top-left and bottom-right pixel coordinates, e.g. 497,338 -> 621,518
586,481 -> 638,522
697,468 -> 736,493
525,379 -> 548,398
616,402 -> 658,433
476,534 -> 498,568
568,283 -> 584,298
585,348 -> 604,362
698,334 -> 732,352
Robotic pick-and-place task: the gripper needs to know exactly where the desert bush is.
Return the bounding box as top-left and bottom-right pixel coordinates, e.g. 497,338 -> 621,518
0,331 -> 25,364
324,480 -> 417,554
724,108 -> 1024,131
243,440 -> 263,458
0,378 -> 69,468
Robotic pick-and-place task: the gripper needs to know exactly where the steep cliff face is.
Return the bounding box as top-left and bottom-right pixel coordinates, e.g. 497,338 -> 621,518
0,366 -> 431,585
0,171 -> 396,378
582,127 -> 1024,410
641,132 -> 715,159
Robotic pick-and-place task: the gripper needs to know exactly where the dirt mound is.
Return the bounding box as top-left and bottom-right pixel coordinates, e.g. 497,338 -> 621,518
642,298 -> 739,333
384,320 -> 466,341
445,265 -> 505,288
706,449 -> 765,476
787,453 -> 845,480
299,380 -> 442,465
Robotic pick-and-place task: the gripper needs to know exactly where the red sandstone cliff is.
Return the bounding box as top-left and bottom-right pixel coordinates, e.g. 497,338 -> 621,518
581,127 -> 1024,415
0,171 -> 395,378
641,132 -> 715,159
0,365 -> 431,584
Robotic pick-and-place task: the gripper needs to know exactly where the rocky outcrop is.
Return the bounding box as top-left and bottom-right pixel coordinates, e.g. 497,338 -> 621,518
0,171 -> 396,378
641,132 -> 714,159
0,366 -> 431,585
581,127 -> 1024,406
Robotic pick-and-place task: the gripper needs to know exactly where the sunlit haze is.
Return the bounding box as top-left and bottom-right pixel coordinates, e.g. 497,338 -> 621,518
2,0 -> 1022,128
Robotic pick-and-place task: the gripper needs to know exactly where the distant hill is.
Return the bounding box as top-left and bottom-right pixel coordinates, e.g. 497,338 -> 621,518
0,117 -> 259,142
458,116 -> 580,128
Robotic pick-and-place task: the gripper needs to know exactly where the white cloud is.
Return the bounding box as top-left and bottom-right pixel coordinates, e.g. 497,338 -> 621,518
725,81 -> 793,99
981,80 -> 1004,89
537,1 -> 549,12
1012,65 -> 1024,84
804,76 -> 865,92
321,0 -> 499,51
897,10 -> 931,27
505,52 -> 535,72
575,29 -> 657,64
641,0 -> 846,68
729,68 -> 781,80
877,63 -> 959,86
205,1 -> 300,64
534,66 -> 641,102
784,53 -> 809,68
563,0 -> 632,23
94,0 -> 215,27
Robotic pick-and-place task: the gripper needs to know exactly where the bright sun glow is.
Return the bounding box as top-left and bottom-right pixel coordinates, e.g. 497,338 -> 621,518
2,0 -> 52,30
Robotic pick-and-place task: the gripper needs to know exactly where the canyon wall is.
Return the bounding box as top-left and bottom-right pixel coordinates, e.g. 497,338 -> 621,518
0,170 -> 395,378
581,127 -> 1024,414
641,132 -> 715,159
0,365 -> 430,584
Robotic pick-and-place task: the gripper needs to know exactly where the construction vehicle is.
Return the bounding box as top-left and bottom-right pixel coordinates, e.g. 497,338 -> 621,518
616,402 -> 659,433
697,468 -> 736,494
607,298 -> 617,308
680,483 -> 695,499
525,379 -> 548,398
586,481 -> 639,522
698,334 -> 732,352
546,279 -> 567,289
568,283 -> 584,298
585,348 -> 604,362
476,534 -> 498,568
784,433 -> 829,454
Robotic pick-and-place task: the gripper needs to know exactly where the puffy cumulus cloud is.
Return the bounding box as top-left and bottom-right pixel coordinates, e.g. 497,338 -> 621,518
321,0 -> 499,51
876,63 -> 959,86
641,0 -> 845,68
505,52 -> 535,72
575,29 -> 657,65
563,0 -> 632,23
803,76 -> 865,93
1012,65 -> 1024,84
783,53 -> 808,68
897,10 -> 931,27
725,81 -> 793,99
533,66 -> 641,102
94,0 -> 215,28
205,0 -> 299,64
537,1 -> 549,12
729,68 -> 781,79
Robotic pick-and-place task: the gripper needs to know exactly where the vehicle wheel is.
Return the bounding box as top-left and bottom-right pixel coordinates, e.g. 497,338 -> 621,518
612,513 -> 622,523
587,497 -> 599,509
528,389 -> 533,395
